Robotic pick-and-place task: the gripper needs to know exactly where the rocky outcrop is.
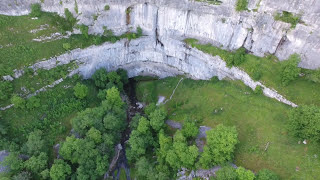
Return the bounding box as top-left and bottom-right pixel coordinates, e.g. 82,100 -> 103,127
1,0 -> 319,69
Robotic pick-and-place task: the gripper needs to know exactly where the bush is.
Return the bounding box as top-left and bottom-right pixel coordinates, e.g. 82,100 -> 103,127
73,83 -> 88,99
306,68 -> 320,83
236,167 -> 255,180
216,166 -> 237,180
26,96 -> 41,110
280,54 -> 301,86
254,85 -> 263,94
64,8 -> 77,27
63,43 -> 71,50
137,26 -> 143,37
30,4 -> 42,17
235,0 -> 248,11
104,5 -> 110,11
79,24 -> 89,39
0,81 -> 13,101
233,47 -> 247,66
275,11 -> 300,29
288,105 -> 320,142
256,169 -> 279,180
11,95 -> 25,109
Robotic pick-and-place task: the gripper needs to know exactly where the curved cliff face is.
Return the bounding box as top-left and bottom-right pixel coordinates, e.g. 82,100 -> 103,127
1,0 -> 320,69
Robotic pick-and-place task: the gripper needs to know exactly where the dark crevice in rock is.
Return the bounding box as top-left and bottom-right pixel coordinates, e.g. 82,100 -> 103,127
274,35 -> 287,55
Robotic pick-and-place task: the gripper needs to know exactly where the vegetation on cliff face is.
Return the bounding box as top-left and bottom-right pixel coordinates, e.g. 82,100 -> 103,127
184,38 -> 320,106
275,11 -> 301,29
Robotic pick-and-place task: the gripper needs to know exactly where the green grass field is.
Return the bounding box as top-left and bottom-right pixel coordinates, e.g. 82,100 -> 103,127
185,39 -> 320,106
136,77 -> 320,179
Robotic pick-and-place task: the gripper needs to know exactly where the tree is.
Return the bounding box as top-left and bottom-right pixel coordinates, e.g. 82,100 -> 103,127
127,130 -> 154,161
50,159 -> 71,180
92,68 -> 108,88
74,83 -> 88,99
137,117 -> 150,134
144,103 -> 156,117
256,169 -> 279,180
26,96 -> 40,110
12,171 -> 32,180
30,3 -> 42,17
233,47 -> 246,66
236,167 -> 255,180
25,130 -> 46,156
72,107 -> 104,136
216,166 -> 237,180
24,152 -> 48,174
86,127 -> 102,144
149,108 -> 167,132
181,119 -> 199,138
280,54 -> 301,86
199,124 -> 238,168
288,105 -> 320,142
11,95 -> 25,109
135,156 -> 156,180
116,69 -> 129,84
0,81 -> 13,101
1,152 -> 23,173
103,87 -> 124,110
62,43 -> 71,50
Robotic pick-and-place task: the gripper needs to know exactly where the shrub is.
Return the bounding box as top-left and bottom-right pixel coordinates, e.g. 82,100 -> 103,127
26,96 -> 41,110
64,8 -> 77,27
11,95 -> 25,109
275,11 -> 300,28
73,83 -> 88,99
236,0 -> 248,12
233,47 -> 247,66
0,81 -> 13,101
30,3 -> 42,17
280,54 -> 301,86
236,167 -> 255,180
137,26 -> 143,37
104,5 -> 110,11
306,68 -> 320,83
79,24 -> 89,39
63,43 -> 71,50
254,85 -> 263,94
288,105 -> 320,142
256,169 -> 279,180
216,166 -> 237,180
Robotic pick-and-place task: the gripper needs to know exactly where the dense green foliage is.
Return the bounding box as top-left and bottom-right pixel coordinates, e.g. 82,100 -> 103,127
275,11 -> 300,28
235,0 -> 248,11
30,4 -> 42,17
73,83 -> 88,99
256,169 -> 280,180
104,5 -> 110,11
236,166 -> 255,180
92,68 -> 128,91
280,54 -> 301,86
288,105 -> 320,142
199,125 -> 238,168
79,24 -> 89,39
216,166 -> 237,180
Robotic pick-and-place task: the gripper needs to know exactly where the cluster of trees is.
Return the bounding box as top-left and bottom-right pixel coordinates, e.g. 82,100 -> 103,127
288,105 -> 320,142
126,103 -> 240,179
1,68 -> 130,179
215,166 -> 279,180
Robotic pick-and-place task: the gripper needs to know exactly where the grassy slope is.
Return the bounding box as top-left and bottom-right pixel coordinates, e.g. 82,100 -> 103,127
136,77 -> 320,179
185,39 -> 320,106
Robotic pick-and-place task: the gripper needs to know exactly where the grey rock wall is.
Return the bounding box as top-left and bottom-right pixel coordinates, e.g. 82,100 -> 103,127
1,0 -> 319,69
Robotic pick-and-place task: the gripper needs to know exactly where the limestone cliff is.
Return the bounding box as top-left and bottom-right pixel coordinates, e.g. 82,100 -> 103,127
1,0 -> 319,69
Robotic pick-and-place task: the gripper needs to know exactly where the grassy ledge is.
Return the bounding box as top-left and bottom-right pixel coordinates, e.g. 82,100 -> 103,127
184,38 -> 320,106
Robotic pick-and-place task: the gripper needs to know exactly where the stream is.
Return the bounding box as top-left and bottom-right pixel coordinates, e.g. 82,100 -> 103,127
109,78 -> 142,180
